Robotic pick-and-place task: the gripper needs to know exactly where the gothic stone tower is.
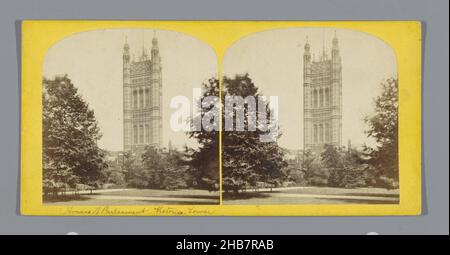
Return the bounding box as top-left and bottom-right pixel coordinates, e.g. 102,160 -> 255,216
123,35 -> 162,153
303,33 -> 342,152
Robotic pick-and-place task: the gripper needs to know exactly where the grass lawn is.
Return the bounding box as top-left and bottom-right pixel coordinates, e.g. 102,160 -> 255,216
276,187 -> 399,196
44,188 -> 220,205
103,189 -> 219,199
44,186 -> 398,205
223,186 -> 399,205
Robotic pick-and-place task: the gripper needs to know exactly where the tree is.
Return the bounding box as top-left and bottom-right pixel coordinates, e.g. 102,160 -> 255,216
365,77 -> 399,182
187,74 -> 287,193
187,78 -> 220,190
340,148 -> 368,188
320,145 -> 368,188
161,149 -> 189,190
321,144 -> 343,169
321,145 -> 344,187
140,146 -> 166,188
43,75 -> 107,194
128,146 -> 190,190
121,151 -> 135,183
301,150 -> 315,175
221,74 -> 287,192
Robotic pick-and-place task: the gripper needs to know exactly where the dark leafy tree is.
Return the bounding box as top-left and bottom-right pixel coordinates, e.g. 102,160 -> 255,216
221,74 -> 287,192
161,149 -> 190,190
187,74 -> 287,193
300,150 -> 328,186
321,145 -> 344,187
42,75 -> 107,194
187,78 -> 220,191
321,144 -> 343,169
340,148 -> 368,188
365,77 -> 399,181
320,145 -> 369,188
121,151 -> 135,183
301,150 -> 315,174
130,146 -> 190,190
140,146 -> 165,188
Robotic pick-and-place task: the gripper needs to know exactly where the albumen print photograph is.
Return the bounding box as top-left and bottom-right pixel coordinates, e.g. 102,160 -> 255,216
221,28 -> 399,204
40,26 -> 400,207
42,29 -> 220,205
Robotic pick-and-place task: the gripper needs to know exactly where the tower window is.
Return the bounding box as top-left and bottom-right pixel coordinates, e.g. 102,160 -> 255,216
145,88 -> 150,106
314,124 -> 318,143
145,124 -> 150,144
319,89 -> 324,107
153,86 -> 159,107
133,125 -> 138,144
325,88 -> 330,106
139,125 -> 144,144
139,89 -> 144,109
313,89 -> 318,108
319,124 -> 324,143
152,121 -> 159,143
133,90 -> 138,109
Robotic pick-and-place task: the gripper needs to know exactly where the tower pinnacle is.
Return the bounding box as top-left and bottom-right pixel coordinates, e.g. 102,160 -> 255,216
140,34 -> 148,60
332,31 -> 340,59
151,33 -> 160,62
304,36 -> 311,63
152,34 -> 158,47
304,36 -> 310,51
123,36 -> 130,52
332,30 -> 339,46
123,36 -> 130,63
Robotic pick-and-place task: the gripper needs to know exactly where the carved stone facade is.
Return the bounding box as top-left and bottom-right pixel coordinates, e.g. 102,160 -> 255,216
303,33 -> 342,152
123,36 -> 162,153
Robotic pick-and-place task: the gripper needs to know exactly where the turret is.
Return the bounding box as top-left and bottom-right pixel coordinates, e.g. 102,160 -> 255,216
330,31 -> 342,147
331,31 -> 341,81
150,33 -> 162,148
303,36 -> 313,150
123,38 -> 130,64
332,31 -> 340,60
151,35 -> 160,64
303,37 -> 312,84
151,34 -> 162,86
303,37 -> 311,63
123,38 -> 131,83
123,37 -> 132,151
303,37 -> 312,86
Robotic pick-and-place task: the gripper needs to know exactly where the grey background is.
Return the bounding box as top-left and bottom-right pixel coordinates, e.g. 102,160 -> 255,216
0,0 -> 448,235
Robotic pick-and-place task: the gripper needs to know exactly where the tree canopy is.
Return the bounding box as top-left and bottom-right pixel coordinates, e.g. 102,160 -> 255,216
221,74 -> 287,192
43,75 -> 107,193
187,78 -> 220,190
365,77 -> 399,180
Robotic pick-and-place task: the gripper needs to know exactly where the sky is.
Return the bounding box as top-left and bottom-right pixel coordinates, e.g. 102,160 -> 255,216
43,29 -> 218,151
43,27 -> 397,152
223,27 -> 398,150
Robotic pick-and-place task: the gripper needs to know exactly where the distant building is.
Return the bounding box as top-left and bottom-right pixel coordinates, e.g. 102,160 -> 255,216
303,33 -> 342,152
122,35 -> 162,154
